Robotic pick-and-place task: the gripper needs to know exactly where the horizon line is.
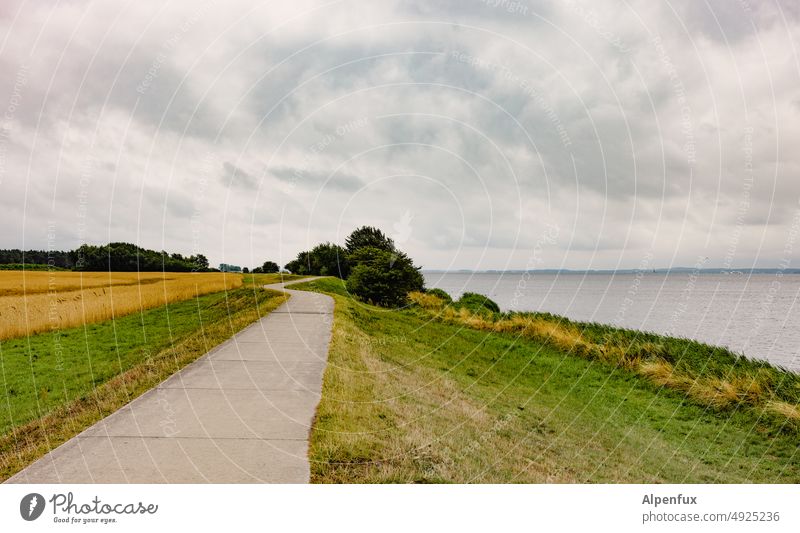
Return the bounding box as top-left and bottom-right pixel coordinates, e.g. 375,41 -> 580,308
421,267 -> 800,274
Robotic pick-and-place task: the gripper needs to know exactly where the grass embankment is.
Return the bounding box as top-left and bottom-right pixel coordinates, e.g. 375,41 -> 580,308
0,271 -> 242,340
409,291 -> 800,428
296,278 -> 800,483
0,286 -> 287,481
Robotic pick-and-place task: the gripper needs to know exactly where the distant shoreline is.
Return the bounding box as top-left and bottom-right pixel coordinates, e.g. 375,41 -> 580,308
423,268 -> 800,275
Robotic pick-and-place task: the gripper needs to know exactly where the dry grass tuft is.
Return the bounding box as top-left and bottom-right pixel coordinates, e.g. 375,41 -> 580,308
408,291 -> 446,310
689,378 -> 742,409
639,360 -> 677,385
765,400 -> 800,421
524,319 -> 586,353
641,362 -> 782,410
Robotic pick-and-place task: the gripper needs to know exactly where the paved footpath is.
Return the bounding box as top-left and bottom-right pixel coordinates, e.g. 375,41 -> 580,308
7,279 -> 333,483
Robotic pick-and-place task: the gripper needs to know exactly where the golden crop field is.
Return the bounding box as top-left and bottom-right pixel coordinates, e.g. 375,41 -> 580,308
0,271 -> 243,341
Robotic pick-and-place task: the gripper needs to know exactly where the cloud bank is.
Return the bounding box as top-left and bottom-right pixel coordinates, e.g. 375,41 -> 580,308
1,0 -> 798,270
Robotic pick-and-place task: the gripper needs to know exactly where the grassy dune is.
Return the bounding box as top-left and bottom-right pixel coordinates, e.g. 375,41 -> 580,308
0,271 -> 242,340
0,286 -> 287,481
297,278 -> 800,483
408,291 -> 800,429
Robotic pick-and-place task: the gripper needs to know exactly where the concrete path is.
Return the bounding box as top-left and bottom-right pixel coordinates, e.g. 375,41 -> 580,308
6,278 -> 333,483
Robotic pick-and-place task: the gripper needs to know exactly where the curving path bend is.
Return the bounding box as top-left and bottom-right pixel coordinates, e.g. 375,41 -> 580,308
7,278 -> 333,483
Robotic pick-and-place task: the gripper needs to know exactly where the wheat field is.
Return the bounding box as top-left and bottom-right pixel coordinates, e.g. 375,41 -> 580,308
0,271 -> 243,341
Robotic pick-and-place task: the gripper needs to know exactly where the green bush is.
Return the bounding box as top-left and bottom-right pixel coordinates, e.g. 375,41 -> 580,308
456,292 -> 500,314
426,288 -> 453,303
345,247 -> 424,307
261,261 -> 280,273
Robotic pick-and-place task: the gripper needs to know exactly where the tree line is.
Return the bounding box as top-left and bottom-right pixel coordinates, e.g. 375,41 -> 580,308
0,249 -> 75,268
0,243 -> 211,272
1,227 -> 426,306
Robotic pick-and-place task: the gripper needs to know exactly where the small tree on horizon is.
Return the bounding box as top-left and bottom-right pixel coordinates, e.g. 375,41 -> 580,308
261,261 -> 280,273
284,251 -> 312,275
192,254 -> 210,270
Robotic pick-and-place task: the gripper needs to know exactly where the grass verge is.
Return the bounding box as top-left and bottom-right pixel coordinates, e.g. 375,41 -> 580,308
296,278 -> 800,483
242,273 -> 309,288
408,291 -> 800,429
0,287 -> 287,481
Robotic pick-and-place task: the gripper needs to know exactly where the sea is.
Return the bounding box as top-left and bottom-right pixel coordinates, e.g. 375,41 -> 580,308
423,271 -> 800,372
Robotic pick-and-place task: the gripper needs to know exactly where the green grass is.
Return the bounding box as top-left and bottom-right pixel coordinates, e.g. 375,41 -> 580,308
0,286 -> 287,480
408,293 -> 800,427
242,272 -> 309,288
296,278 -> 800,483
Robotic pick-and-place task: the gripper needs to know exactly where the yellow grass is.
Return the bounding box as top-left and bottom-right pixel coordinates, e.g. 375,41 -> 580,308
407,291 -> 447,310
766,400 -> 800,421
0,271 -> 242,340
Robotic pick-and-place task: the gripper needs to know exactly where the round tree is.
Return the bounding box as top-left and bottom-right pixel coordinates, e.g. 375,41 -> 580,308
261,261 -> 280,273
345,226 -> 396,255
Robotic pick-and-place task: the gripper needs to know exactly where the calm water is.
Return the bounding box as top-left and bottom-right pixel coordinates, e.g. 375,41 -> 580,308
423,272 -> 800,372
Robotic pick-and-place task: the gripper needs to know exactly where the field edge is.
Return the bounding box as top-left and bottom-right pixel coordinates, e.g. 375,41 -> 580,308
0,287 -> 288,482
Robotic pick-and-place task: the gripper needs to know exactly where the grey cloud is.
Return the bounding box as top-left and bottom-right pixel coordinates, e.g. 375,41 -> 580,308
222,161 -> 259,190
1,0 -> 799,269
676,0 -> 800,43
270,166 -> 364,192
398,0 -> 553,22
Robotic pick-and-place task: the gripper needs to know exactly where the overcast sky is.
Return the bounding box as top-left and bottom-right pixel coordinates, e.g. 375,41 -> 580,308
1,0 -> 799,270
